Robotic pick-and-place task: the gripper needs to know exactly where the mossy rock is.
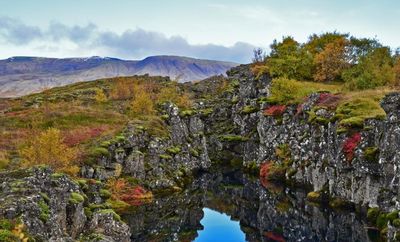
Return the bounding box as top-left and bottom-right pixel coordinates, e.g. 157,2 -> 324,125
241,105 -> 259,114
159,154 -> 173,160
0,229 -> 18,241
218,135 -> 249,142
392,219 -> 400,228
38,199 -> 50,222
367,207 -> 380,224
387,210 -> 399,222
306,191 -> 322,203
377,213 -> 389,229
166,146 -> 181,155
90,147 -> 110,157
0,219 -> 13,230
69,192 -> 85,204
98,209 -> 121,222
180,110 -> 197,117
100,189 -> 112,199
364,147 -> 379,163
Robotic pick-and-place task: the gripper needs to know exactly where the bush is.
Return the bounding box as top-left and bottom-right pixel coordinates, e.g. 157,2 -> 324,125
264,105 -> 286,117
20,128 -> 78,176
69,192 -> 85,204
93,88 -> 107,103
342,133 -> 361,162
130,85 -> 155,116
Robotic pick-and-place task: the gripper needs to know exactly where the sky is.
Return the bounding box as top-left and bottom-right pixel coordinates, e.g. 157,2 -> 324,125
0,0 -> 399,63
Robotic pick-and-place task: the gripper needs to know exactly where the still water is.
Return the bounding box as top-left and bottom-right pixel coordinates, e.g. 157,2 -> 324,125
123,169 -> 380,242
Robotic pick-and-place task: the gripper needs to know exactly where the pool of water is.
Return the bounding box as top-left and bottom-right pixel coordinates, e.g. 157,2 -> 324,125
195,208 -> 245,242
123,169 -> 381,242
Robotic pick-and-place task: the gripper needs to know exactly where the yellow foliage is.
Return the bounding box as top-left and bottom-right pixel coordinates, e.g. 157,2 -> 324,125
0,151 -> 10,169
157,85 -> 192,109
94,88 -> 107,103
130,84 -> 155,116
12,223 -> 29,242
110,78 -> 134,100
20,128 -> 79,175
394,58 -> 400,86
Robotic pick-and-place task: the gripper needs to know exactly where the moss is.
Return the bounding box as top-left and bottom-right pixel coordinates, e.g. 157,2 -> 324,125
0,219 -> 13,230
306,191 -> 322,203
242,105 -> 259,114
393,219 -> 400,228
76,179 -> 88,190
115,135 -> 126,142
38,199 -> 50,222
69,192 -> 85,204
84,207 -> 93,218
0,229 -> 18,241
180,110 -> 196,117
367,208 -> 381,224
377,213 -> 389,229
166,146 -> 181,155
200,108 -> 213,116
364,147 -> 379,163
218,135 -> 249,142
160,114 -> 170,120
40,192 -> 50,203
244,161 -> 259,175
100,189 -> 112,199
106,199 -> 130,212
90,147 -> 109,157
100,140 -> 112,148
49,172 -> 63,179
387,210 -> 399,222
329,197 -> 353,209
159,154 -> 173,160
98,209 -> 121,222
189,148 -> 199,157
336,127 -> 348,134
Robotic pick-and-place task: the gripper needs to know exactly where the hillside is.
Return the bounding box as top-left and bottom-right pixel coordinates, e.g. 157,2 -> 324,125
0,55 -> 238,97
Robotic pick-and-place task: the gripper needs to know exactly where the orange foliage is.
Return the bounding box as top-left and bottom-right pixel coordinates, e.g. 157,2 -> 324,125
314,38 -> 349,82
110,78 -> 135,100
63,126 -> 108,146
107,178 -> 153,206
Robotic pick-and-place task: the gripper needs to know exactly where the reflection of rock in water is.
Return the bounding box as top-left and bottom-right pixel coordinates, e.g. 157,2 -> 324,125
124,170 -> 375,242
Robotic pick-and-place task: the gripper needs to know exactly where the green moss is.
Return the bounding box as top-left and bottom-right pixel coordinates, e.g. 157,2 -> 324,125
241,105 -> 259,114
0,219 -> 13,230
306,191 -> 322,203
100,189 -> 112,199
106,199 -> 129,212
244,161 -> 259,175
115,135 -> 126,142
218,135 -> 249,142
367,208 -> 381,224
90,147 -> 109,157
393,219 -> 400,228
100,140 -> 112,147
180,110 -> 196,117
98,209 -> 121,222
160,114 -> 170,120
200,108 -> 213,116
159,154 -> 173,160
364,147 -> 379,163
38,199 -> 50,222
40,192 -> 50,203
166,146 -> 181,155
377,213 -> 389,229
387,210 -> 399,222
0,229 -> 18,241
189,148 -> 200,157
69,192 -> 85,204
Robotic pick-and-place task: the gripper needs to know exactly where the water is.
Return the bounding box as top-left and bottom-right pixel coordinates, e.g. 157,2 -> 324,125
123,169 -> 380,242
195,208 -> 245,242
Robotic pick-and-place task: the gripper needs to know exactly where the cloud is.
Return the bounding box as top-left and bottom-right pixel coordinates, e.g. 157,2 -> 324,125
0,17 -> 256,63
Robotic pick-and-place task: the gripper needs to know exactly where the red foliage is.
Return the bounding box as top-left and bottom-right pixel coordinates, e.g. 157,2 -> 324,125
120,185 -> 152,206
64,126 -> 108,146
264,105 -> 286,117
316,93 -> 341,109
260,162 -> 272,178
343,133 -> 361,162
263,231 -> 286,242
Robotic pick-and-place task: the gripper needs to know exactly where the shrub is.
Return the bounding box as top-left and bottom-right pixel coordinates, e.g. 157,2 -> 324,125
364,147 -> 379,163
69,192 -> 85,204
106,178 -> 152,206
20,128 -> 79,176
316,93 -> 341,109
242,106 -> 259,114
130,85 -> 155,116
93,88 -> 107,103
264,105 -> 286,117
367,207 -> 381,224
342,133 -> 361,162
157,85 -> 192,109
259,161 -> 286,182
109,78 -> 133,100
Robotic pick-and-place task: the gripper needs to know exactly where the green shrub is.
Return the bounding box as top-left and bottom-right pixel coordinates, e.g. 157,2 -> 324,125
367,207 -> 380,224
38,199 -> 50,222
166,146 -> 181,155
91,147 -> 109,157
100,189 -> 112,199
364,147 -> 379,163
242,106 -> 259,114
0,229 -> 18,241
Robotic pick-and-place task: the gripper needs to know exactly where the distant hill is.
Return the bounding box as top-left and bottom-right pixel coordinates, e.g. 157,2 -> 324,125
0,55 -> 238,97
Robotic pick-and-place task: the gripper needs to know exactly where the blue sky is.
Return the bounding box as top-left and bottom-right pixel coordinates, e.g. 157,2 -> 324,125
0,0 -> 399,62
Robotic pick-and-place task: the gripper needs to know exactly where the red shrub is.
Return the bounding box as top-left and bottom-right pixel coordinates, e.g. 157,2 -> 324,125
64,126 -> 108,146
343,133 -> 361,162
316,93 -> 341,109
264,105 -> 286,117
107,178 -> 153,206
260,162 -> 272,178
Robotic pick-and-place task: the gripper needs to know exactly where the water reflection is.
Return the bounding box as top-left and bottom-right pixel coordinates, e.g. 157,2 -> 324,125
123,170 -> 378,242
195,208 -> 245,242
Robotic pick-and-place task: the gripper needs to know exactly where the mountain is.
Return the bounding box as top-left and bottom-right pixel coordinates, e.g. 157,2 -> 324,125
0,55 -> 238,97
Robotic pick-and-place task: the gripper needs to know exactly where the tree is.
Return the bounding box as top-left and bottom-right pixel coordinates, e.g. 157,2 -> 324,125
342,47 -> 395,90
20,128 -> 79,175
305,32 -> 348,55
110,78 -> 133,100
94,88 -> 107,103
130,84 -> 155,116
252,48 -> 265,63
393,55 -> 400,86
267,36 -> 313,80
314,37 -> 349,82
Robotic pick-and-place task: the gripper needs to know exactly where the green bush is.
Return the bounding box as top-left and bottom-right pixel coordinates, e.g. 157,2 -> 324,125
69,192 -> 85,204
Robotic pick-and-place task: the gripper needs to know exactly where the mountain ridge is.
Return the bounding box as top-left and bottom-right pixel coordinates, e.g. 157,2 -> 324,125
0,55 -> 238,97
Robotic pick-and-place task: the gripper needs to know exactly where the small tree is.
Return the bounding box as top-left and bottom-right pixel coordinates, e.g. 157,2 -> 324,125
110,78 -> 133,100
130,84 -> 155,116
314,38 -> 349,82
94,88 -> 107,103
252,48 -> 265,63
20,128 -> 79,175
